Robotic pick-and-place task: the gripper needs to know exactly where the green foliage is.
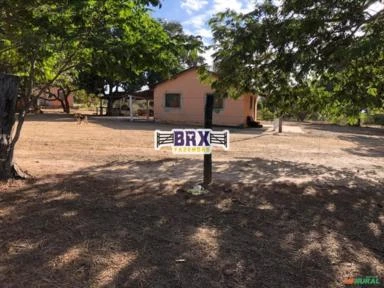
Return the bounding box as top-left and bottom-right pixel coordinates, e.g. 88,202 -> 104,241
373,114 -> 384,125
75,1 -> 178,94
361,109 -> 384,126
160,20 -> 205,69
0,0 -> 170,95
259,108 -> 274,121
73,90 -> 98,108
209,0 -> 384,120
1,0 -> 204,117
77,18 -> 205,95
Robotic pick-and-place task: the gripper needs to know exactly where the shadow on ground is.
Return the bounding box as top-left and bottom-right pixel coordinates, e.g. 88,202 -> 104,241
24,113 -> 75,123
302,122 -> 384,159
338,134 -> 384,158
1,158 -> 383,288
89,118 -> 267,134
303,123 -> 384,136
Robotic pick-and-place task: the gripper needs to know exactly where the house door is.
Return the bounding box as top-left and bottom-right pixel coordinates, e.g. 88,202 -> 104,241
207,94 -> 224,111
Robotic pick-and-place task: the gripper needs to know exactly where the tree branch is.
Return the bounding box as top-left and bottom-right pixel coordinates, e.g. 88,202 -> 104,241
0,44 -> 22,54
10,52 -> 78,148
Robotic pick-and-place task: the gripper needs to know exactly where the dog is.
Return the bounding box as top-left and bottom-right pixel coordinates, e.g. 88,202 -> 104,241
74,113 -> 88,125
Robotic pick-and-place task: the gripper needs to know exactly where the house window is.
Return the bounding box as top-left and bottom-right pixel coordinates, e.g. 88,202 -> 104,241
214,96 -> 224,109
208,94 -> 224,110
165,93 -> 181,108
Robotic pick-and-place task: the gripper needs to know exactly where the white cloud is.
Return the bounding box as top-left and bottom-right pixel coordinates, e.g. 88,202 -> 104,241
244,0 -> 256,13
211,0 -> 243,14
183,28 -> 194,35
181,0 -> 209,15
197,27 -> 213,39
182,0 -> 255,65
182,13 -> 209,29
211,0 -> 255,14
366,1 -> 384,15
201,47 -> 216,67
183,0 -> 255,31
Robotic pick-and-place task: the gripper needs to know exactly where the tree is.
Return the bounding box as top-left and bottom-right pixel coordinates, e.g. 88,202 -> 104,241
73,90 -> 98,108
319,41 -> 384,124
75,2 -> 183,115
139,20 -> 205,85
77,19 -> 206,115
0,74 -> 27,179
208,0 -> 384,121
0,0 -> 82,178
160,20 -> 206,69
0,0 -> 164,179
39,87 -> 73,114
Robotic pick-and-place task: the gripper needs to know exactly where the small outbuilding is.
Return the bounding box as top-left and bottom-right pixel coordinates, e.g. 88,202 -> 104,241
153,67 -> 257,127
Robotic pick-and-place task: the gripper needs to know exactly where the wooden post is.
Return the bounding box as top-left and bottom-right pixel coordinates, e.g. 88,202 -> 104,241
129,95 -> 133,122
146,97 -> 149,120
204,94 -> 214,187
273,117 -> 283,133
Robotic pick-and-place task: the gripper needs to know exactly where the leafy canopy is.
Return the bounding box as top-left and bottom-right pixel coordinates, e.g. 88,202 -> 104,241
209,0 -> 384,117
0,0 -> 179,96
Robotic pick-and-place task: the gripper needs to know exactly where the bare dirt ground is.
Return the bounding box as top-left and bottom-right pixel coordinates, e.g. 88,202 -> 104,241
1,113 -> 383,288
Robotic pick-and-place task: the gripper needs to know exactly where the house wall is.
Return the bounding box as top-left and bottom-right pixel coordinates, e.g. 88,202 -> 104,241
244,94 -> 258,121
154,69 -> 254,127
39,87 -> 74,109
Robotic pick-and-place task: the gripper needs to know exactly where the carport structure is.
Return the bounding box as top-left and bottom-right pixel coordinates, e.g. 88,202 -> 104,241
98,89 -> 154,121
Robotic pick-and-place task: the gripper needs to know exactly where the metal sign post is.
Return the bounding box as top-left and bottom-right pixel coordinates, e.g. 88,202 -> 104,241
204,94 -> 214,186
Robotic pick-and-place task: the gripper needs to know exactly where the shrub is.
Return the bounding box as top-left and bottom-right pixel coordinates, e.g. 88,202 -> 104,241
373,114 -> 384,125
259,108 -> 274,121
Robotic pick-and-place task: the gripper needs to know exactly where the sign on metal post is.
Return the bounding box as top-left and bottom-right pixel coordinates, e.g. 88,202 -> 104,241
154,129 -> 229,154
154,95 -> 230,187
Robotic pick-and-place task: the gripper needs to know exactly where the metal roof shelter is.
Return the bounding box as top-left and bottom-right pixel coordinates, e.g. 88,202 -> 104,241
98,89 -> 154,121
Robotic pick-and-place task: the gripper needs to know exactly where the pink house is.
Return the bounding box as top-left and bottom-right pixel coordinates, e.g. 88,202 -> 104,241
154,67 -> 257,127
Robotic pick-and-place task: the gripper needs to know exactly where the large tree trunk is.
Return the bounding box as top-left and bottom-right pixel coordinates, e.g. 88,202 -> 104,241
64,93 -> 71,114
0,74 -> 26,180
61,87 -> 71,114
43,87 -> 71,114
107,94 -> 113,116
30,96 -> 39,113
56,98 -> 66,113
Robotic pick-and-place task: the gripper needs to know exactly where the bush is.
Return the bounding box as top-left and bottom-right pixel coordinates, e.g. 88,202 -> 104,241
373,114 -> 384,125
259,108 -> 274,121
360,111 -> 384,126
325,114 -> 357,126
74,90 -> 99,108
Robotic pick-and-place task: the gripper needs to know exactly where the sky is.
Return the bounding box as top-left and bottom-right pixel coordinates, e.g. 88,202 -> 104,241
151,0 -> 384,66
151,0 -> 257,66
